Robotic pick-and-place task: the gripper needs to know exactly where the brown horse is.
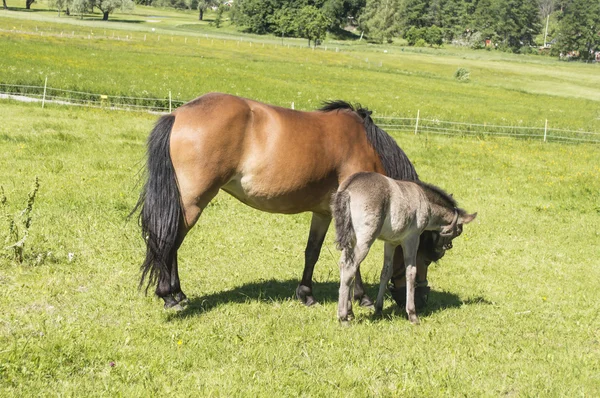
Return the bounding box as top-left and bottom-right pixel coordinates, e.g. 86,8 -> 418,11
134,93 -> 448,309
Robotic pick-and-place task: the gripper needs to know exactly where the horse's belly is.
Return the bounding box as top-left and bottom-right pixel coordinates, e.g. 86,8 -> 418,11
221,173 -> 335,214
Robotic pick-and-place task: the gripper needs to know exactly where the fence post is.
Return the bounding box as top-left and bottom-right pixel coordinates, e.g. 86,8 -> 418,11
42,77 -> 48,109
414,110 -> 420,135
544,119 -> 548,142
291,102 -> 294,110
169,91 -> 172,113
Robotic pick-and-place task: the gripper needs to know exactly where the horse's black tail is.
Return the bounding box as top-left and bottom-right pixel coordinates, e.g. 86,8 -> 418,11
332,190 -> 355,260
131,114 -> 181,294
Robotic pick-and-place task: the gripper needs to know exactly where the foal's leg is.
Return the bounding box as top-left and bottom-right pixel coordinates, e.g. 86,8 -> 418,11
296,213 -> 331,306
402,236 -> 420,324
338,241 -> 371,323
374,242 -> 396,315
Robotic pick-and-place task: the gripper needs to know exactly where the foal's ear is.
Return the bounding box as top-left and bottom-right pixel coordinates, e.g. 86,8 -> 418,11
460,212 -> 477,224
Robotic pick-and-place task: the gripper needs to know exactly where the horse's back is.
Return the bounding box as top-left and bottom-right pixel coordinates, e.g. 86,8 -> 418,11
169,93 -> 384,215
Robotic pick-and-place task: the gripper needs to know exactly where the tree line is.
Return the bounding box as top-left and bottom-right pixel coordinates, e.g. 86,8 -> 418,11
9,0 -> 599,60
230,0 -> 600,59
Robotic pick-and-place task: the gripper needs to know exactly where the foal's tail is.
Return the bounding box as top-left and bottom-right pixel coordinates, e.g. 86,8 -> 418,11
131,114 -> 182,294
332,190 -> 355,256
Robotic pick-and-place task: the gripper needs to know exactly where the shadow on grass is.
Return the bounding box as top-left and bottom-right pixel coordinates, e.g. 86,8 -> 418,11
166,279 -> 491,321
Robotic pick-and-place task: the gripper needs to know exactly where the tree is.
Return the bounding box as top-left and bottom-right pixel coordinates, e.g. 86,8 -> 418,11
26,0 -> 35,9
425,25 -> 443,45
400,0 -> 430,29
198,0 -> 217,21
297,5 -> 331,47
359,0 -> 402,43
3,0 -> 8,10
49,0 -> 72,15
211,4 -> 225,27
496,0 -> 540,50
71,0 -> 88,18
90,0 -> 134,20
556,0 -> 600,60
270,7 -> 298,39
232,0 -> 279,34
322,0 -> 366,30
538,0 -> 557,19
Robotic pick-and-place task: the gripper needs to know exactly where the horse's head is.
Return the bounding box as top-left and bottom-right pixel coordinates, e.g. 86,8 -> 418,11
424,209 -> 477,262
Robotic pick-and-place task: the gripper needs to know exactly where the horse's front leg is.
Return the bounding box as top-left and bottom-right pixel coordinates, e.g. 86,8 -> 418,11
296,213 -> 331,306
402,236 -> 420,324
374,242 -> 396,315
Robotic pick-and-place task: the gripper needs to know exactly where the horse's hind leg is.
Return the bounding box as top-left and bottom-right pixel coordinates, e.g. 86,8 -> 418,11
163,175 -> 222,309
296,213 -> 331,306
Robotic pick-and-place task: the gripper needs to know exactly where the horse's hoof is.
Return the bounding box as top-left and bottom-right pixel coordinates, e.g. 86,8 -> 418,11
296,285 -> 318,307
177,297 -> 190,307
408,314 -> 420,325
358,295 -> 375,310
163,295 -> 180,310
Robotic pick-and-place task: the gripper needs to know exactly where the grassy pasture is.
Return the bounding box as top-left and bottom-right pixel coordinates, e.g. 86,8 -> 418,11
0,100 -> 599,396
1,12 -> 600,132
1,8 -> 600,395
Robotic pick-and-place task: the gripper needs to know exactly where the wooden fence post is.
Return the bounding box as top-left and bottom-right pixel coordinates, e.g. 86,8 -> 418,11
414,110 -> 420,135
42,77 -> 48,109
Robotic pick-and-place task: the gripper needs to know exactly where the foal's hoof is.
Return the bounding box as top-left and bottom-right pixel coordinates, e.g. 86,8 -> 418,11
339,319 -> 351,327
296,285 -> 318,307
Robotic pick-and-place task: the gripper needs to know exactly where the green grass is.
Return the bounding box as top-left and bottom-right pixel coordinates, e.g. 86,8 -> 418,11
1,8 -> 600,395
0,101 -> 599,396
1,10 -> 600,132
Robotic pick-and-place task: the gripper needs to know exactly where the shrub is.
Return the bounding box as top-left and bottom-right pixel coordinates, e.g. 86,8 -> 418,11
454,67 -> 470,82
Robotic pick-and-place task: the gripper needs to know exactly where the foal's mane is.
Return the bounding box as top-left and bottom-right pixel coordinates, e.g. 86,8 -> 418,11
319,101 -> 418,181
416,181 -> 457,209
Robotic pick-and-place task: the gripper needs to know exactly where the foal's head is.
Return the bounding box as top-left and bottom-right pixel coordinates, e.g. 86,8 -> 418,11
417,182 -> 477,260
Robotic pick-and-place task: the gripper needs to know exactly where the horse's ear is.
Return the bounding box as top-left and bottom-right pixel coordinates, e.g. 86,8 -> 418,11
461,212 -> 477,224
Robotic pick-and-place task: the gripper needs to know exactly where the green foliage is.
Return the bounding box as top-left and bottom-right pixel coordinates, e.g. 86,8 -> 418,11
89,0 -> 134,20
472,0 -> 541,51
1,178 -> 39,263
297,6 -> 331,47
210,4 -> 225,28
425,25 -> 443,46
454,67 -> 470,82
404,26 -> 426,46
232,0 -> 360,37
556,0 -> 600,60
359,0 -> 402,43
404,25 -> 443,47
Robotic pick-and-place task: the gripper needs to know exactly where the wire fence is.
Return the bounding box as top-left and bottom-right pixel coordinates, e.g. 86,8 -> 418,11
1,82 -> 599,144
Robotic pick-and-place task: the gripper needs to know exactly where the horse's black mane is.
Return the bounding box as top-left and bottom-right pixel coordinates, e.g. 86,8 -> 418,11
319,101 -> 419,181
416,181 -> 458,209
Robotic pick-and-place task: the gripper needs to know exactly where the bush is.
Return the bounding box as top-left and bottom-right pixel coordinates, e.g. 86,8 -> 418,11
404,26 -> 426,46
454,67 -> 470,82
415,38 -> 426,47
425,26 -> 443,47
